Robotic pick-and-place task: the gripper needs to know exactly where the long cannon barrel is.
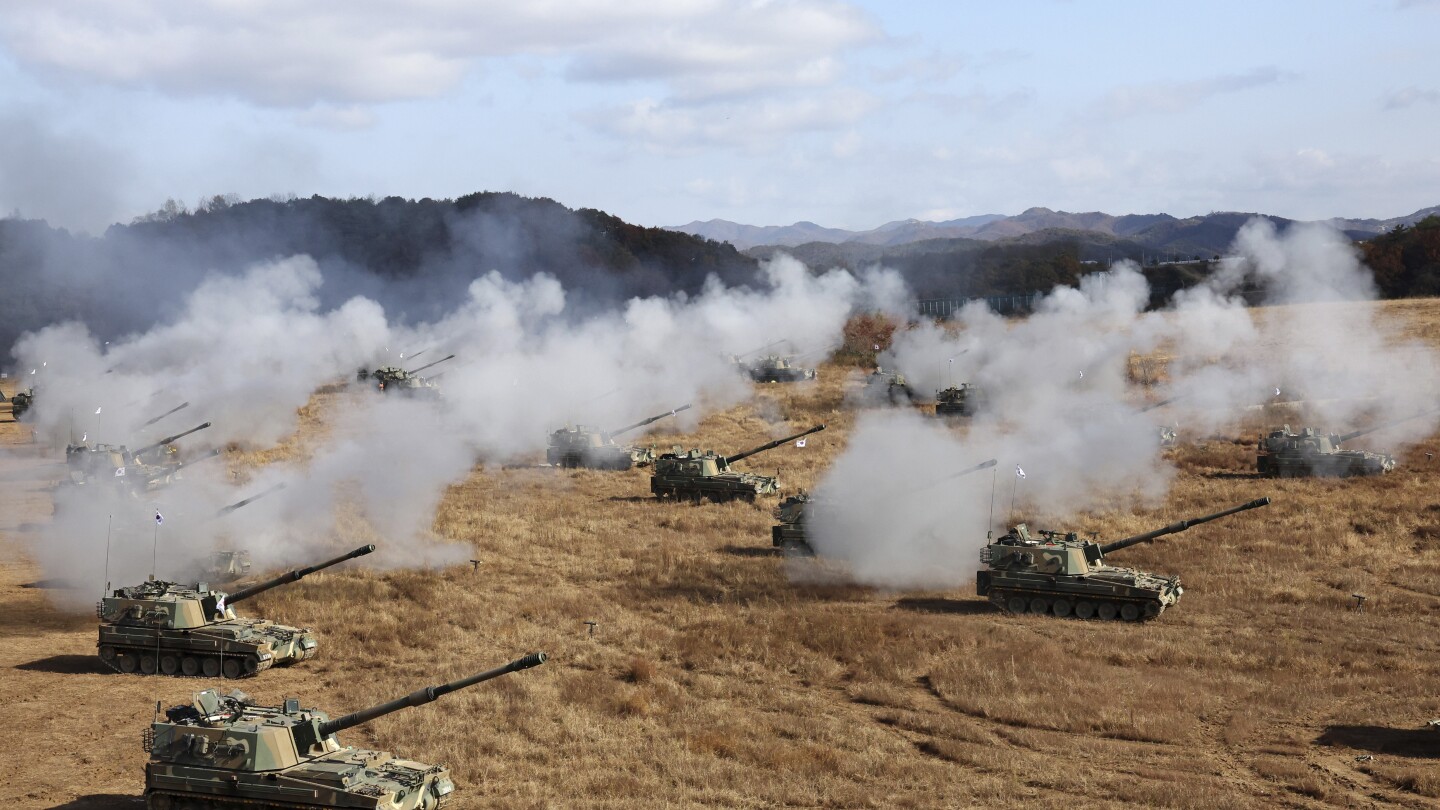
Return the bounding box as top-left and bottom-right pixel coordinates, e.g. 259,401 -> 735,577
225,544 -> 376,603
140,401 -> 190,428
406,354 -> 455,375
908,458 -> 998,498
1337,407 -> 1440,444
1099,497 -> 1270,555
133,421 -> 212,458
216,483 -> 288,517
320,652 -> 548,737
608,404 -> 692,438
1140,395 -> 1184,414
725,424 -> 826,466
172,447 -> 223,470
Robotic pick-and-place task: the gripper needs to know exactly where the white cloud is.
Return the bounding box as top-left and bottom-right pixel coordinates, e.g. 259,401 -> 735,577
0,1 -> 882,107
1383,86 -> 1440,110
1091,66 -> 1288,120
587,88 -> 881,151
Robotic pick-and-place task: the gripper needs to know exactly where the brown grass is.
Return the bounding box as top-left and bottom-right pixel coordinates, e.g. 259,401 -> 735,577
5,300 -> 1440,808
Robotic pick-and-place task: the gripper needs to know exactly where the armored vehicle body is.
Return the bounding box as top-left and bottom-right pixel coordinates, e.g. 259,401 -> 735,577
201,550 -> 253,584
862,369 -> 915,406
652,424 -> 825,502
7,387 -> 34,420
746,354 -> 818,383
976,497 -> 1270,621
1254,413 -> 1431,477
65,421 -> 217,493
547,404 -> 691,469
143,652 -> 547,810
368,354 -> 455,398
98,544 -> 375,678
772,459 -> 998,555
934,383 -> 985,417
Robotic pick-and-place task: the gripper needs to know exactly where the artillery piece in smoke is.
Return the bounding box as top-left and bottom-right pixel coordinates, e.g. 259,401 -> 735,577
976,498 -> 1271,621
362,354 -> 455,398
63,421 -> 218,494
652,424 -> 825,502
6,386 -> 35,420
934,383 -> 986,418
772,458 -> 998,556
142,652 -> 547,810
194,483 -> 289,583
547,404 -> 692,469
1140,395 -> 1184,447
860,367 -> 916,406
731,341 -> 820,383
1255,410 -> 1436,477
97,544 -> 375,679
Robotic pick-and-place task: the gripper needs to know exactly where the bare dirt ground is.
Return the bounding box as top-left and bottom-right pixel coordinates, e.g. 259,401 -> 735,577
4,300 -> 1440,809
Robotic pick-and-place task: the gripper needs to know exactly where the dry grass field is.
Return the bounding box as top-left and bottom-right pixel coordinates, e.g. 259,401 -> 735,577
5,299 -> 1440,809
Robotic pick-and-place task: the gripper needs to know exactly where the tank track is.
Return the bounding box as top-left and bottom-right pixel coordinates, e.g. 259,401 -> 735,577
98,643 -> 273,679
653,486 -> 757,503
146,789 -> 398,810
988,588 -> 1164,622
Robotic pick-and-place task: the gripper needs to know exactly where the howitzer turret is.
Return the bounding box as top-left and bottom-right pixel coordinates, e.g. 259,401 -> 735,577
317,652 -> 547,739
608,403 -> 693,438
97,544 -> 376,678
1098,497 -> 1270,556
1257,408 -> 1439,477
725,424 -> 826,465
653,424 -> 826,502
144,653 -> 548,809
976,497 -> 1272,621
225,544 -> 375,604
133,420 -> 212,459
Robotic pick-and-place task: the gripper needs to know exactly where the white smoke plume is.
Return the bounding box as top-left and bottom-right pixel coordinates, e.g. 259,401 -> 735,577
8,249 -> 906,607
807,219 -> 1440,589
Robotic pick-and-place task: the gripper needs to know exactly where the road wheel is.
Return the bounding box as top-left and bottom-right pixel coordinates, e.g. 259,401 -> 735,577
98,645 -> 116,661
1028,597 -> 1050,615
244,655 -> 261,675
1005,595 -> 1027,614
118,653 -> 138,673
202,657 -> 221,678
1097,602 -> 1118,621
1052,599 -> 1073,617
181,656 -> 200,676
139,654 -> 157,674
222,658 -> 242,679
1074,601 -> 1095,619
159,654 -> 180,675
1120,603 -> 1140,622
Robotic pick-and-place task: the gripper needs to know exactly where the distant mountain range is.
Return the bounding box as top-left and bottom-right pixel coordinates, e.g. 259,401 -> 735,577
668,205 -> 1440,256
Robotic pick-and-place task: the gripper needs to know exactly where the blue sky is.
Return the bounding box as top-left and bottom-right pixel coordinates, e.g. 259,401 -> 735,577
1,0 -> 1437,233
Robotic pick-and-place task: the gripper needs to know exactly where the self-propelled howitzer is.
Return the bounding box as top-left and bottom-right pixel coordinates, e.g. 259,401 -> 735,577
547,404 -> 692,469
977,497 -> 1270,621
144,653 -> 548,810
1256,408 -> 1438,477
652,424 -> 825,502
98,544 -> 376,678
132,421 -> 213,463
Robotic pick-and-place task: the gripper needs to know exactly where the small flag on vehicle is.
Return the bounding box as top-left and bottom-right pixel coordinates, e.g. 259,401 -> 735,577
796,439 -> 807,448
1015,465 -> 1026,479
155,512 -> 164,525
95,406 -> 102,414
114,466 -> 125,477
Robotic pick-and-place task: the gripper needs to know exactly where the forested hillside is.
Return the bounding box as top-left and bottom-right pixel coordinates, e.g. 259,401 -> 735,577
0,193 -> 758,361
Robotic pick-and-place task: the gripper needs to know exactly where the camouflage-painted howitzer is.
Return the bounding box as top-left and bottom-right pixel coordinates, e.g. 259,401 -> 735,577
97,544 -> 376,678
653,424 -> 826,502
143,652 -> 547,810
977,497 -> 1271,621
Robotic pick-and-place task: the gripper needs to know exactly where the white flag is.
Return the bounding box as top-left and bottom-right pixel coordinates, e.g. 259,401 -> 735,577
1015,465 -> 1026,479
155,512 -> 164,525
114,466 -> 126,477
95,406 -> 102,414
1078,370 -> 1084,379
81,433 -> 87,442
1274,387 -> 1281,397
215,595 -> 226,616
796,439 -> 807,448
873,344 -> 880,351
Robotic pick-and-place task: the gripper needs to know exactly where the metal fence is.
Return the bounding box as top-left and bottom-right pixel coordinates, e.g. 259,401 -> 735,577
915,293 -> 1040,319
